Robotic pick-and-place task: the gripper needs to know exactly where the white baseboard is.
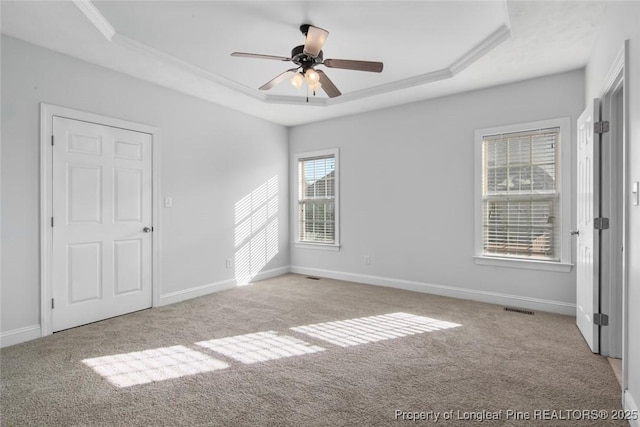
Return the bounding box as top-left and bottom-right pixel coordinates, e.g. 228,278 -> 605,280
0,265 -> 576,348
158,266 -> 290,306
625,390 -> 640,427
159,278 -> 237,306
0,324 -> 41,348
290,266 -> 576,316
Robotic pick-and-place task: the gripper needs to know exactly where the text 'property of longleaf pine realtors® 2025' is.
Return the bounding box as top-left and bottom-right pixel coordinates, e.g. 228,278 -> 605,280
393,409 -> 639,423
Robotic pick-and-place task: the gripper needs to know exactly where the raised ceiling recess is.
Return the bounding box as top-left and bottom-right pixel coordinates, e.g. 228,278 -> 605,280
1,1 -> 606,125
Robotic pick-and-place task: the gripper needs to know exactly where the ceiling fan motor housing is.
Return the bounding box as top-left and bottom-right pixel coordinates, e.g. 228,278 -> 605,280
291,45 -> 323,70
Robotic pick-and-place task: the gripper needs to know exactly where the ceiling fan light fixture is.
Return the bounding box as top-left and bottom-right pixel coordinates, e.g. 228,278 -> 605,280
302,25 -> 329,58
290,72 -> 304,89
305,68 -> 320,85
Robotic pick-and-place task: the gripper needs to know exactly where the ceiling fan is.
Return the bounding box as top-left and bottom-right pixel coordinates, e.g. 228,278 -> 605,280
231,24 -> 383,99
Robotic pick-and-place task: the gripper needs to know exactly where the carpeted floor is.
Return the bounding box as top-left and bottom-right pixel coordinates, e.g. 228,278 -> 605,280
0,274 -> 627,426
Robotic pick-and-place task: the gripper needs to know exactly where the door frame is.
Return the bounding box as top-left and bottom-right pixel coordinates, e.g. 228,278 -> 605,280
40,103 -> 162,336
599,43 -> 627,360
597,41 -> 629,389
576,100 -> 600,353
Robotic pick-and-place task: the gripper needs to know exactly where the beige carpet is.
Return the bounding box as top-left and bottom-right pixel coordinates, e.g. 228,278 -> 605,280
0,274 -> 626,426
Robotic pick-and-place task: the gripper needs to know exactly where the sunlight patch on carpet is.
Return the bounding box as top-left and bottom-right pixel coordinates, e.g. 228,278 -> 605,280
195,331 -> 325,364
82,345 -> 229,387
290,312 -> 461,347
81,313 -> 458,386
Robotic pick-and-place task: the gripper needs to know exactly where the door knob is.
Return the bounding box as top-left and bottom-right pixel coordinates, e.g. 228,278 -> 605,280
143,227 -> 153,233
570,230 -> 579,236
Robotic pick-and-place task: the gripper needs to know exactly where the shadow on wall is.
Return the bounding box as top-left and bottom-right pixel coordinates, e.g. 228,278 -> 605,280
234,176 -> 279,286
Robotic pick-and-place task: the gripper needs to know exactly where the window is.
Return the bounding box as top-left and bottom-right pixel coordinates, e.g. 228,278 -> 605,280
295,149 -> 339,249
474,118 -> 571,271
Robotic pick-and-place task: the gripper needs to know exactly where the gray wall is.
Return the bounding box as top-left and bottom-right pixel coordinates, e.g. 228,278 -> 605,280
289,70 -> 584,311
1,35 -> 290,334
584,1 -> 640,420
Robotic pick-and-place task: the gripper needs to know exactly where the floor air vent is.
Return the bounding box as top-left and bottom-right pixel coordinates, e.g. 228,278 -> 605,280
306,276 -> 321,280
504,307 -> 534,315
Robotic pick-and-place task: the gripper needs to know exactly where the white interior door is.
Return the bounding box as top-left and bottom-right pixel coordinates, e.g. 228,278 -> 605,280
576,99 -> 600,353
52,117 -> 153,332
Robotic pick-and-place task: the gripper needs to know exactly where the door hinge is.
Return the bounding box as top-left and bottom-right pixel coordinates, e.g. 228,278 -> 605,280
51,135 -> 54,146
51,298 -> 55,309
594,217 -> 610,230
594,313 -> 609,326
594,121 -> 610,134
51,217 -> 54,227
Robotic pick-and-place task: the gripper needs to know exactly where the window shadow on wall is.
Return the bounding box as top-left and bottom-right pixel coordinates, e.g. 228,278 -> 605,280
234,176 -> 279,286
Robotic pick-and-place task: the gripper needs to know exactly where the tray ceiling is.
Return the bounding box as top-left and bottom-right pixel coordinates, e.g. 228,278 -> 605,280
1,1 -> 606,126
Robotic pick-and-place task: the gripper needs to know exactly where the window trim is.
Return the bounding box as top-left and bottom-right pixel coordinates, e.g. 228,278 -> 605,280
474,118 -> 573,272
293,148 -> 340,250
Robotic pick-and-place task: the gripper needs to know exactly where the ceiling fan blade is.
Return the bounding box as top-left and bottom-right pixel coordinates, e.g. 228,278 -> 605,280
231,52 -> 291,61
323,59 -> 383,73
317,70 -> 341,98
259,68 -> 298,91
303,25 -> 329,58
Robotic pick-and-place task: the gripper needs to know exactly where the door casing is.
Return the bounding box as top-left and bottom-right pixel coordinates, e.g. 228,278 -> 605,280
597,41 -> 629,385
40,103 -> 162,336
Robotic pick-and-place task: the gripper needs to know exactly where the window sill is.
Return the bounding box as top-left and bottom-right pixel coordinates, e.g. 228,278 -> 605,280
474,256 -> 573,272
294,242 -> 341,252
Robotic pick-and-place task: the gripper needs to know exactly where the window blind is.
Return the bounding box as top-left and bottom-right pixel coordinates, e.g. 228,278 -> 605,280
298,155 -> 336,243
482,127 -> 560,260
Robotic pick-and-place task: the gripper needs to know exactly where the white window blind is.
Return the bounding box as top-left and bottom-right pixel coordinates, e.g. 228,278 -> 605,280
482,127 -> 560,260
297,154 -> 336,244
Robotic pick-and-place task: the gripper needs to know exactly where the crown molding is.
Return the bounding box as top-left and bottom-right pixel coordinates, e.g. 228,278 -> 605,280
72,0 -> 115,41
71,0 -> 511,108
264,95 -> 327,106
324,24 -> 510,106
449,25 -> 511,76
112,34 -> 265,102
327,68 -> 454,106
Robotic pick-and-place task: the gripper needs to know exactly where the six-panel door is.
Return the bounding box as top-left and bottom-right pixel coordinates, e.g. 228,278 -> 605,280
52,117 -> 152,332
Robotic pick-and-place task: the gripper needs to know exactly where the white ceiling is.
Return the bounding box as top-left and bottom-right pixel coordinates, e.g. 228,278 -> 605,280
1,1 -> 606,126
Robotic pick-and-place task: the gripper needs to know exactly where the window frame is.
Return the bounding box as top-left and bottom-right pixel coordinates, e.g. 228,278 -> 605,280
474,118 -> 572,272
293,148 -> 340,251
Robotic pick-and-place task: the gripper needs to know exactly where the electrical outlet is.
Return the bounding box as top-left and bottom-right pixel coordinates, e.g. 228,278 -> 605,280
364,255 -> 371,265
226,259 -> 232,269
164,197 -> 173,208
